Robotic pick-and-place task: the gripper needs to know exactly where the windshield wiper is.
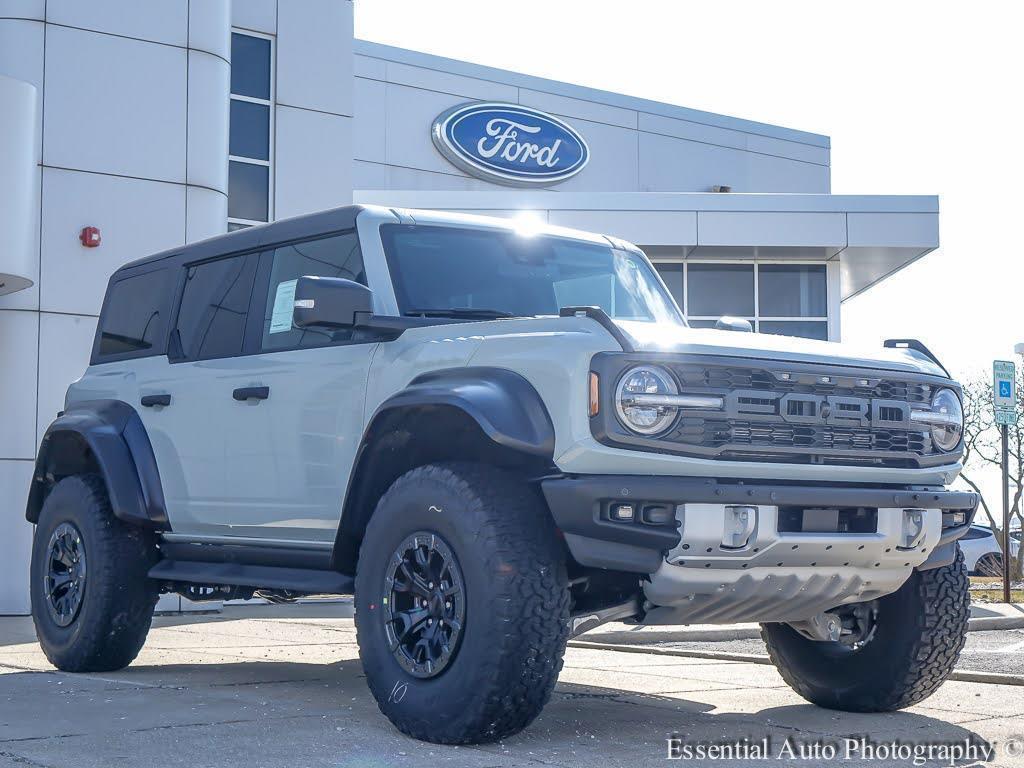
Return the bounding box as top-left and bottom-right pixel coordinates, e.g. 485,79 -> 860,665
404,307 -> 517,319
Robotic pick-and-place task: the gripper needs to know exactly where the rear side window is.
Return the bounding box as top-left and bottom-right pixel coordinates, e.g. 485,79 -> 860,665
260,231 -> 364,352
96,268 -> 170,360
173,254 -> 259,361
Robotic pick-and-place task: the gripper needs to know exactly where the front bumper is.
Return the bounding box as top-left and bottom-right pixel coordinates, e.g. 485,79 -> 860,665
541,475 -> 978,575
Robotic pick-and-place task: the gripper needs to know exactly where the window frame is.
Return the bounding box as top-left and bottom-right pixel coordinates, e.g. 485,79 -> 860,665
228,29 -> 275,229
654,259 -> 831,340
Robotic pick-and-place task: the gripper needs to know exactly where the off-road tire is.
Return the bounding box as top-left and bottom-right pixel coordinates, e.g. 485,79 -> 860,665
31,474 -> 159,672
761,547 -> 970,712
355,462 -> 570,744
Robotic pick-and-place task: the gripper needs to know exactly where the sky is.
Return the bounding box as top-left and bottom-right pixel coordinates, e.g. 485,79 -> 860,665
355,0 -> 1024,513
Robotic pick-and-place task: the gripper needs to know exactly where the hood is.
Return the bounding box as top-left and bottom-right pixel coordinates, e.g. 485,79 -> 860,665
616,320 -> 949,379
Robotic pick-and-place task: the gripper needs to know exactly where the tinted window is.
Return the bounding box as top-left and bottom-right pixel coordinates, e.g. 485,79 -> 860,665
173,254 -> 258,361
654,263 -> 683,309
230,33 -> 271,99
758,264 -> 827,317
261,232 -> 365,351
687,264 -> 754,317
229,100 -> 270,160
228,161 -> 269,221
96,269 -> 169,359
382,225 -> 681,324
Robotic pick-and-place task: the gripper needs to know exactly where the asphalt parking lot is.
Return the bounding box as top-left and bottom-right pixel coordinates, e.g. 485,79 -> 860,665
1,603 -> 1022,768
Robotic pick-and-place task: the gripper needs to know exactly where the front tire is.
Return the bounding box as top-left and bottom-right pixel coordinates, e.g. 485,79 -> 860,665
355,463 -> 570,744
30,474 -> 159,672
762,547 -> 969,712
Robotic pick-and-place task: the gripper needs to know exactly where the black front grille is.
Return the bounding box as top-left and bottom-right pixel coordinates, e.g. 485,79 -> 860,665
592,354 -> 959,469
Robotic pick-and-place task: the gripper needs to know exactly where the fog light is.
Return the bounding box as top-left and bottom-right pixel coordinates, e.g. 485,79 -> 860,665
722,505 -> 757,549
943,511 -> 967,528
610,503 -> 635,522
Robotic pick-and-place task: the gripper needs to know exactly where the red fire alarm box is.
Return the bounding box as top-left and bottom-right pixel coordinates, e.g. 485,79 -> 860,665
79,226 -> 101,247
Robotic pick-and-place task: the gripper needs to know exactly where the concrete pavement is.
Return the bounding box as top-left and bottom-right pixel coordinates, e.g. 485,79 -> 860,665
1,603 -> 1022,767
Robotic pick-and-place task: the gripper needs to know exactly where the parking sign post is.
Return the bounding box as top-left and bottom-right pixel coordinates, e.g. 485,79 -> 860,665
993,361 -> 1016,603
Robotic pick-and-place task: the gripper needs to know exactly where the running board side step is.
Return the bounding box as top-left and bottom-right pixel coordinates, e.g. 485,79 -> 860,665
148,560 -> 355,595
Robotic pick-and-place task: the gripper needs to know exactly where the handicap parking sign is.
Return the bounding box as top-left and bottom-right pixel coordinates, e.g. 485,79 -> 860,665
1000,380 -> 1012,398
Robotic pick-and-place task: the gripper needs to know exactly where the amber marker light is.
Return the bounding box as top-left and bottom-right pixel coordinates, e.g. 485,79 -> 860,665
589,372 -> 600,417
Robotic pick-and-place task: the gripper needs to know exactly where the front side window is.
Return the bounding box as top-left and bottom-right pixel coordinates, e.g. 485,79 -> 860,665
96,268 -> 170,359
228,31 -> 274,229
381,224 -> 681,324
173,254 -> 259,361
261,232 -> 365,351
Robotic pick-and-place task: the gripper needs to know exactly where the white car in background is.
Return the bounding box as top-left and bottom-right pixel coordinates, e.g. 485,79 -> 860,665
959,524 -> 1021,575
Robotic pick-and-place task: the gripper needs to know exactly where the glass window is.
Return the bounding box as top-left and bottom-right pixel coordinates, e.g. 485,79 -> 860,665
230,33 -> 271,100
759,320 -> 828,341
758,264 -> 827,317
173,255 -> 259,361
687,264 -> 754,317
654,263 -> 683,309
229,100 -> 270,160
228,162 -> 269,222
381,224 -> 681,325
96,269 -> 169,358
261,232 -> 365,351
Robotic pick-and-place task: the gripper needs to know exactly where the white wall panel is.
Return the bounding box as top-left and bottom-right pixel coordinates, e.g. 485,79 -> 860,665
187,0 -> 230,61
274,106 -> 351,219
519,89 -> 636,130
0,460 -> 33,615
186,49 -> 229,194
384,84 -> 470,176
0,310 -> 38,459
0,1 -> 44,20
697,211 -> 846,247
847,213 -> 939,248
548,116 -> 638,192
353,77 -> 387,163
232,0 -> 277,34
0,19 -> 44,158
548,210 -> 697,246
186,187 -> 227,243
46,0 -> 188,47
0,75 -> 39,299
746,151 -> 829,194
277,0 -> 352,116
36,312 -> 96,446
385,61 -> 517,103
354,53 -> 386,80
43,26 -> 187,183
39,168 -> 185,316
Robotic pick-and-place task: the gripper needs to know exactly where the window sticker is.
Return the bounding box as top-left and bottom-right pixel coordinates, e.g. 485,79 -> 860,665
269,279 -> 297,334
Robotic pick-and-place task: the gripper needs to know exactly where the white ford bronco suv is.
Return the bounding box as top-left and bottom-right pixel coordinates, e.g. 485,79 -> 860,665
28,205 -> 977,744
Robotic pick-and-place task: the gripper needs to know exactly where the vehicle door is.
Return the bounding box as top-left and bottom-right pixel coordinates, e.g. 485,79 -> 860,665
133,250 -> 262,538
218,229 -> 378,545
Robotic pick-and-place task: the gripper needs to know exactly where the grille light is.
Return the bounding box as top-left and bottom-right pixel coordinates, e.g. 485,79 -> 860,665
614,366 -> 723,435
909,388 -> 963,452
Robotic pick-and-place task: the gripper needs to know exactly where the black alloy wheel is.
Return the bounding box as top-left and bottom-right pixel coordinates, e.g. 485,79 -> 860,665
383,531 -> 466,679
44,522 -> 87,627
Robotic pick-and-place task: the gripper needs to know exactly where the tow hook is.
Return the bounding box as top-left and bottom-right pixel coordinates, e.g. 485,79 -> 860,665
788,611 -> 843,642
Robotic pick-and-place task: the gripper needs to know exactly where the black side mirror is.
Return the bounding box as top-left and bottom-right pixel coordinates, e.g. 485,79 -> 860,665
714,315 -> 753,333
292,276 -> 373,330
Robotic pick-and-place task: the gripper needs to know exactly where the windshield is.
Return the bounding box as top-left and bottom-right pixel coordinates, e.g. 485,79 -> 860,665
380,224 -> 683,324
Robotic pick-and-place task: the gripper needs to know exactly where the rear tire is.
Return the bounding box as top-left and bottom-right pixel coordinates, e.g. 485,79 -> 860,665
355,462 -> 570,744
31,474 -> 159,672
762,547 -> 969,712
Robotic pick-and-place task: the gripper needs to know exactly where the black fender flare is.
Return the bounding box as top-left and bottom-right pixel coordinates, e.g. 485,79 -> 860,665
370,367 -> 555,458
27,399 -> 169,529
331,368 -> 555,571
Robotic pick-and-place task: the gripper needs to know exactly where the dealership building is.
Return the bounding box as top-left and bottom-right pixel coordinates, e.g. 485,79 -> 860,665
0,0 -> 940,614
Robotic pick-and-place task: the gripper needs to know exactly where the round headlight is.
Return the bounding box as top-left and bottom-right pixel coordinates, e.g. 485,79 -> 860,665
930,388 -> 963,452
615,365 -> 679,435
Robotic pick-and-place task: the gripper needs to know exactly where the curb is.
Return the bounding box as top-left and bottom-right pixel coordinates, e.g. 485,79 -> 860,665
580,604 -> 1024,646
567,640 -> 1024,687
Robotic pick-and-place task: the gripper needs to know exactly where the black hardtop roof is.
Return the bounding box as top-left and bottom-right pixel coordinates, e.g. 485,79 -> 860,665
114,204 -> 366,277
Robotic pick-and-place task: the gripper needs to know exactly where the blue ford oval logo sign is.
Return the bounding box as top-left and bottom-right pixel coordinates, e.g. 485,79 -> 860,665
431,102 -> 589,187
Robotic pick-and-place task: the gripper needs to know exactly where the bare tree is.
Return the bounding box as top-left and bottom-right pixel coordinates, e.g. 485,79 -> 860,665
959,369 -> 1024,578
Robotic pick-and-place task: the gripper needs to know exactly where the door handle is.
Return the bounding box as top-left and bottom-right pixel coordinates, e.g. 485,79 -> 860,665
140,393 -> 171,407
233,386 -> 270,402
